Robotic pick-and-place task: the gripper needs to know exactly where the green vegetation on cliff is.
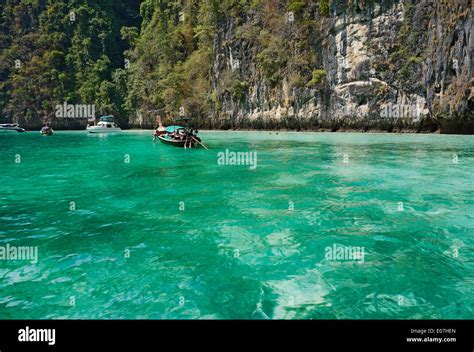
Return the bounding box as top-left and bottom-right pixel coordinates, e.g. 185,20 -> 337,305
0,0 -> 140,127
0,0 -> 472,132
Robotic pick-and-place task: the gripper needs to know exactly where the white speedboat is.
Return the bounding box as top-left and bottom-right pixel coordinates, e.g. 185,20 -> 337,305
0,123 -> 25,133
87,116 -> 121,133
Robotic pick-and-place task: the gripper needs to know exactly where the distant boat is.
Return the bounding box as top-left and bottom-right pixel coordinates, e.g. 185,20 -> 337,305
87,115 -> 121,133
0,123 -> 25,133
40,125 -> 54,136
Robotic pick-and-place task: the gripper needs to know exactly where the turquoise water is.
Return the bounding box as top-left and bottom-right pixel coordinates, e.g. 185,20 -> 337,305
0,131 -> 473,319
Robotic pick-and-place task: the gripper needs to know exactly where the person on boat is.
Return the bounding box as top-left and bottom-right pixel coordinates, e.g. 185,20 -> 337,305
192,130 -> 201,142
184,130 -> 193,149
176,130 -> 185,141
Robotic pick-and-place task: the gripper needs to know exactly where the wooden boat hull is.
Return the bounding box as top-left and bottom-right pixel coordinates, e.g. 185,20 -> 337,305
157,135 -> 187,147
157,123 -> 203,148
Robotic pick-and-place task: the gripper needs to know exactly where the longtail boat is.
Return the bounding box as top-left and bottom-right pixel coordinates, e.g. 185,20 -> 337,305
155,118 -> 207,149
40,125 -> 54,136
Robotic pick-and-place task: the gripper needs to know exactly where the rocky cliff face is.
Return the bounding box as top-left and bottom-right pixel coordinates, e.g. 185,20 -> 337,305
2,0 -> 472,133
204,0 -> 473,133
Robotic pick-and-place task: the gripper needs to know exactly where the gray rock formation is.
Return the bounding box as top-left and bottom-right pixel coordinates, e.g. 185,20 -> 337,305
204,0 -> 473,133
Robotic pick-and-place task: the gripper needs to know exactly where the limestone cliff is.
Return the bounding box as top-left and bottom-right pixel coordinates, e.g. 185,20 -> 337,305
2,0 -> 472,133
203,0 -> 473,133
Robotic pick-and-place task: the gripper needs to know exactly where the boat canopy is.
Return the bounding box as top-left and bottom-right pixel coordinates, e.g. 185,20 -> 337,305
166,125 -> 185,133
99,115 -> 115,122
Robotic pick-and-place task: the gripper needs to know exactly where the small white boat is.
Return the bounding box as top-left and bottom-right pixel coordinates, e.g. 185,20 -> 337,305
87,116 -> 121,133
0,123 -> 25,133
40,126 -> 54,136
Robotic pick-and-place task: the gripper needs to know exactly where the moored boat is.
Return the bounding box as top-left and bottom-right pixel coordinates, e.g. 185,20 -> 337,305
87,115 -> 121,133
40,125 -> 54,136
156,119 -> 206,149
157,126 -> 188,147
0,123 -> 26,133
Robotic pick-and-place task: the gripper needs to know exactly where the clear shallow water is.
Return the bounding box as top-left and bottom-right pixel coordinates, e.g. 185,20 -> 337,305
0,131 -> 473,319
